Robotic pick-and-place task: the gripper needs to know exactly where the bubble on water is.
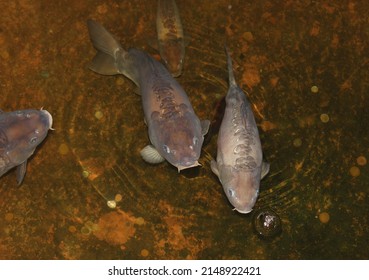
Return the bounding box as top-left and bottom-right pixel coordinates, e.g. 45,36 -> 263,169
81,226 -> 91,235
135,217 -> 145,225
115,193 -> 123,202
311,85 -> 319,93
319,212 -> 330,224
58,143 -> 69,155
356,156 -> 367,166
82,170 -> 90,178
320,113 -> 329,123
349,166 -> 360,177
94,110 -> 103,120
253,208 -> 282,239
141,249 -> 149,257
107,200 -> 117,209
85,221 -> 99,232
68,225 -> 77,233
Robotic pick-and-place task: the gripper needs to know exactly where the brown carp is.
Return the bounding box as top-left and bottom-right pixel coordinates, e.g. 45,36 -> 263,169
211,48 -> 269,213
87,20 -> 209,172
156,0 -> 185,77
0,109 -> 53,185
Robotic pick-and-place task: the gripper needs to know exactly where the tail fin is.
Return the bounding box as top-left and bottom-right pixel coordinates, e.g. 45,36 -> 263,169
87,19 -> 127,75
224,46 -> 237,87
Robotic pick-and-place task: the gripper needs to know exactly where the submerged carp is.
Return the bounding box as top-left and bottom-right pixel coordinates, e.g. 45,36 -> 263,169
211,48 -> 269,214
156,0 -> 185,77
0,109 -> 53,185
87,20 -> 209,172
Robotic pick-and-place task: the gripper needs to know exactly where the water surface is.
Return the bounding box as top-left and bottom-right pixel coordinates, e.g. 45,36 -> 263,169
0,0 -> 368,259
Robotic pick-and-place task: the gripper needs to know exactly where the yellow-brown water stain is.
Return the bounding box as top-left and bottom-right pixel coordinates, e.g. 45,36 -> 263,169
93,210 -> 140,246
153,200 -> 210,259
241,66 -> 260,89
298,115 -> 316,128
260,120 -> 277,132
4,213 -> 14,222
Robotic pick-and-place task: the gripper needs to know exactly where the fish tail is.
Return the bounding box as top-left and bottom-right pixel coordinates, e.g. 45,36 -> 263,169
87,19 -> 127,75
224,46 -> 237,87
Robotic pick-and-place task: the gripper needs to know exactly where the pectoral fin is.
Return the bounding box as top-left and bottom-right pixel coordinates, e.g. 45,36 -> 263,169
140,145 -> 165,164
90,52 -> 119,75
201,120 -> 210,136
16,160 -> 28,185
210,160 -> 220,177
261,161 -> 270,179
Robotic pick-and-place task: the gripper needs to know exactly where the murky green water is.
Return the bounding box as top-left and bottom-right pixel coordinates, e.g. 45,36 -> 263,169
0,0 -> 368,259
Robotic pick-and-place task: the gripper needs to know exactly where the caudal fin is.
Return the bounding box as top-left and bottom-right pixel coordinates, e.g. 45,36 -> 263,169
87,19 -> 126,75
224,46 -> 237,87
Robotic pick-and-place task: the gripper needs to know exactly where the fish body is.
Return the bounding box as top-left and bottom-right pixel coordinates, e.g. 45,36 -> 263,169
156,0 -> 185,77
211,49 -> 269,213
0,109 -> 53,185
87,20 -> 209,171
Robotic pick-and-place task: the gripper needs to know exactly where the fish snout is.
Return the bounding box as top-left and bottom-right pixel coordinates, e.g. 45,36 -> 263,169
233,206 -> 253,214
176,157 -> 201,172
229,197 -> 254,214
177,160 -> 201,173
180,150 -> 201,165
224,182 -> 259,214
40,109 -> 53,130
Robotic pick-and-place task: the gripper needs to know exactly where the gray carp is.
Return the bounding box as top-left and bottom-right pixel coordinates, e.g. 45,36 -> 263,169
156,0 -> 185,77
87,20 -> 209,172
0,109 -> 53,185
211,48 -> 269,214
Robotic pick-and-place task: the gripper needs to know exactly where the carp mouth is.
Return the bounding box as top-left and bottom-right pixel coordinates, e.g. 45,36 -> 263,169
176,161 -> 201,172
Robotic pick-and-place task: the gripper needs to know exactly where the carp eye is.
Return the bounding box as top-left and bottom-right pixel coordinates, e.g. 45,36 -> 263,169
193,137 -> 199,146
228,188 -> 236,198
30,137 -> 37,144
163,145 -> 170,154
